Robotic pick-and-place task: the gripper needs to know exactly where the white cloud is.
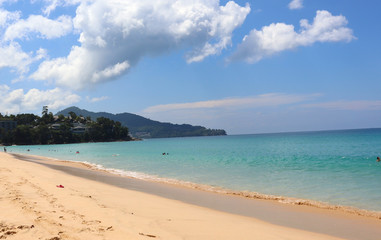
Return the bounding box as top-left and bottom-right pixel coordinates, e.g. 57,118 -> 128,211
4,14 -> 72,41
41,0 -> 81,16
0,0 -> 17,7
143,93 -> 320,113
0,42 -> 48,76
288,0 -> 303,10
86,96 -> 109,103
31,46 -> 109,89
0,8 -> 70,76
229,10 -> 355,63
302,100 -> 381,111
92,61 -> 130,83
141,93 -> 322,134
0,42 -> 33,74
31,0 -> 250,90
0,85 -> 81,114
0,8 -> 20,27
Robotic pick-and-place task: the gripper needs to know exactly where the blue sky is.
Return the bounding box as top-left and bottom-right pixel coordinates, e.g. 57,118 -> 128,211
0,0 -> 380,134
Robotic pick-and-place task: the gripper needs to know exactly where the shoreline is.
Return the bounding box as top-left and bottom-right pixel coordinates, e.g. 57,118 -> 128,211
5,152 -> 381,240
11,152 -> 381,220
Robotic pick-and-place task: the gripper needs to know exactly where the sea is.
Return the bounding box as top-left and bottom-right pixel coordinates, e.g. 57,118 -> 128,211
6,128 -> 381,214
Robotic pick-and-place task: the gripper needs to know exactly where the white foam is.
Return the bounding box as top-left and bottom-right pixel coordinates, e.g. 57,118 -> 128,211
11,152 -> 381,220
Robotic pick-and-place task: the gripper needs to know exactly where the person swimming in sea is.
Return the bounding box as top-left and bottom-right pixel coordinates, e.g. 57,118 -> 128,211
377,157 -> 380,162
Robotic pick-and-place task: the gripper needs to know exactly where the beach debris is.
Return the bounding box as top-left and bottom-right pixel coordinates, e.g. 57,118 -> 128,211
56,185 -> 64,188
139,232 -> 157,238
47,237 -> 61,240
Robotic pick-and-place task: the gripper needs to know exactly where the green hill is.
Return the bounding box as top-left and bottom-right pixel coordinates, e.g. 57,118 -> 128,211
56,107 -> 226,138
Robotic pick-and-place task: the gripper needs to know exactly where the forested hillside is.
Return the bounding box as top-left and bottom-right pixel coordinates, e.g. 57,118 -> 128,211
0,111 -> 131,145
57,107 -> 227,138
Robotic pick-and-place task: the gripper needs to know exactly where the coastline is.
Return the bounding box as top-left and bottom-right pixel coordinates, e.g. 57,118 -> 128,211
1,152 -> 381,239
11,151 -> 381,220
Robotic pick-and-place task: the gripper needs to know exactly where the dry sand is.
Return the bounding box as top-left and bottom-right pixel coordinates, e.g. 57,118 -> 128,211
0,152 -> 379,240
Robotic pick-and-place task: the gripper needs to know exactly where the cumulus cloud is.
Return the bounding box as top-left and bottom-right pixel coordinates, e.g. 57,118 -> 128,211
31,0 -> 250,90
0,85 -> 81,114
92,61 -> 130,83
0,6 -> 70,77
143,93 -> 320,113
288,0 -> 303,10
0,42 -> 47,77
0,8 -> 20,27
229,10 -> 355,63
4,14 -> 72,41
0,42 -> 34,74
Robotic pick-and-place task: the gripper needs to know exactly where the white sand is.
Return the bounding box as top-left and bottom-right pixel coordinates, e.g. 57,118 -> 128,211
0,152 -> 361,239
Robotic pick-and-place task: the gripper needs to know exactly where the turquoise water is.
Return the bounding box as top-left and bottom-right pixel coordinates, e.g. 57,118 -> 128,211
7,128 -> 381,212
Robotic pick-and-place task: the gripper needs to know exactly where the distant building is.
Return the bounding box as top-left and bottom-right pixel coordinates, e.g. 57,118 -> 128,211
50,123 -> 61,130
134,132 -> 151,138
0,120 -> 17,132
71,123 -> 88,134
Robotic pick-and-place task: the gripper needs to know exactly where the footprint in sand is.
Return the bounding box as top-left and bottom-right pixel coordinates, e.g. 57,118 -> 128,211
47,237 -> 61,240
0,223 -> 34,239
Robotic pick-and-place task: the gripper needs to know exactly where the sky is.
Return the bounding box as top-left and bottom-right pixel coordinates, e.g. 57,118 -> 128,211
0,0 -> 380,134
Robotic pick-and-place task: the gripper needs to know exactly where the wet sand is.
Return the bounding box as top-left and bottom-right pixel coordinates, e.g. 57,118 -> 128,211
1,152 -> 380,239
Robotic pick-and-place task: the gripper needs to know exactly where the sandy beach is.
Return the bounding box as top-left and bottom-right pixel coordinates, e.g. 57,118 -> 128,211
1,152 -> 381,240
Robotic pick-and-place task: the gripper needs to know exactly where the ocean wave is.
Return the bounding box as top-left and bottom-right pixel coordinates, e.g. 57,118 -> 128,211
67,158 -> 381,220
11,152 -> 381,220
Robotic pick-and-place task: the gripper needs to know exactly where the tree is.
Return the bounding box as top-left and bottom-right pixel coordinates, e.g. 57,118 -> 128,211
39,112 -> 54,124
68,111 -> 77,121
36,124 -> 51,144
1,130 -> 13,145
0,112 -> 131,145
14,114 -> 39,126
58,114 -> 65,122
13,125 -> 34,145
42,106 -> 48,116
86,116 -> 92,123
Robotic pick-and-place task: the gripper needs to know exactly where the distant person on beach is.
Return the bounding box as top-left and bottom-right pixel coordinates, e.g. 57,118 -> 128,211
3,147 -> 6,152
377,157 -> 380,162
